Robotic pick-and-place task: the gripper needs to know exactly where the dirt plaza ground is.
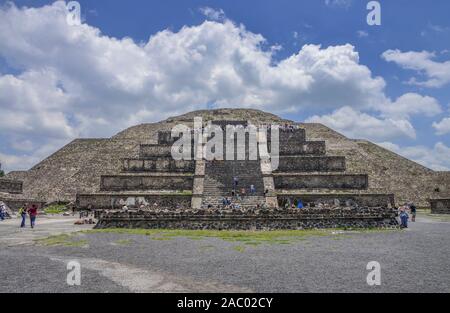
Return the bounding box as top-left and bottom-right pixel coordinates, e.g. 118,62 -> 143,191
0,213 -> 449,293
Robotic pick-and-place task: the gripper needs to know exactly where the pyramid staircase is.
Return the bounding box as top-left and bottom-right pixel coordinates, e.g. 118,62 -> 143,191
202,160 -> 266,208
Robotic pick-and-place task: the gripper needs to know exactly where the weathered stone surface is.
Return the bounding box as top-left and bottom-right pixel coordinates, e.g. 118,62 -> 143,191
268,128 -> 306,143
0,178 -> 23,194
0,178 -> 44,211
202,159 -> 265,208
95,207 -> 398,230
275,156 -> 346,172
76,193 -> 192,210
100,174 -> 194,191
7,138 -> 142,202
122,158 -> 195,172
274,174 -> 368,190
139,144 -> 177,158
275,141 -> 326,156
430,198 -> 450,214
0,195 -> 45,211
277,193 -> 395,207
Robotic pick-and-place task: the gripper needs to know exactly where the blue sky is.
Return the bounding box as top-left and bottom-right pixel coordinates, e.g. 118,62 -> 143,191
0,0 -> 449,171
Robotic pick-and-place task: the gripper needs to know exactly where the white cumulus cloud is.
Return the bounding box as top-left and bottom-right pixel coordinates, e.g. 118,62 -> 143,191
382,49 -> 450,88
0,1 -> 444,171
306,106 -> 416,141
433,117 -> 450,135
199,7 -> 225,21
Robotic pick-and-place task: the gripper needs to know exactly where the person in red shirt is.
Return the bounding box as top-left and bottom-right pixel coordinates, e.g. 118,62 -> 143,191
28,204 -> 38,228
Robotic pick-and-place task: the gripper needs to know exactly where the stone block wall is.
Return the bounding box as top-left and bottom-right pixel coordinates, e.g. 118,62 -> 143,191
0,178 -> 23,194
122,158 -> 195,172
76,193 -> 192,210
0,198 -> 46,211
275,156 -> 346,172
100,175 -> 194,191
139,144 -> 174,158
277,193 -> 395,208
274,141 -> 326,156
140,143 -> 198,159
267,128 -> 306,143
274,174 -> 368,190
95,207 -> 399,230
430,199 -> 450,214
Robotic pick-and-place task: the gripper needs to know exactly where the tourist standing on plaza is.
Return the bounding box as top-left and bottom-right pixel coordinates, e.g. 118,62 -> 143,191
410,203 -> 417,222
18,205 -> 28,228
250,184 -> 255,195
28,204 -> 38,228
399,207 -> 409,228
0,202 -> 5,221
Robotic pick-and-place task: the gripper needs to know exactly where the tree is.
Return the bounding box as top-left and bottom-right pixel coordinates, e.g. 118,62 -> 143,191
0,170 -> 4,177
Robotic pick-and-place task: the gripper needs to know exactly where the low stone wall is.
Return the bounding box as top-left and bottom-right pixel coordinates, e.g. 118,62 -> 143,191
277,193 -> 395,207
0,197 -> 45,211
430,198 -> 450,214
0,178 -> 23,194
268,128 -> 306,144
122,158 -> 195,172
100,175 -> 194,191
76,193 -> 192,210
139,144 -> 174,158
275,156 -> 346,172
140,143 -> 197,159
95,207 -> 399,230
274,174 -> 368,190
273,141 -> 326,156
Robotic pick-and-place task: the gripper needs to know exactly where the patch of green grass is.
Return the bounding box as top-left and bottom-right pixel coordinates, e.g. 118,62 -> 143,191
43,204 -> 68,214
149,236 -> 173,241
421,213 -> 450,222
84,227 -> 391,246
233,245 -> 246,253
199,244 -> 216,251
415,208 -> 450,222
37,234 -> 87,247
114,239 -> 133,245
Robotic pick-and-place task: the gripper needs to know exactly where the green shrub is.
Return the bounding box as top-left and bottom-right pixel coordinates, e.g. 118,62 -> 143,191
43,204 -> 68,214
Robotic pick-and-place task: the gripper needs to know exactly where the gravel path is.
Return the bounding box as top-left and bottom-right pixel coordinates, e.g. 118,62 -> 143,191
1,215 -> 449,292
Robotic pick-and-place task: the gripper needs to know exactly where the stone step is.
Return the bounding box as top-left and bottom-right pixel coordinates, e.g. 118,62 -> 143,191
140,144 -> 174,158
275,141 -> 326,156
277,193 -> 395,207
273,173 -> 368,190
100,174 -> 194,192
202,195 -> 266,208
268,128 -> 306,144
202,159 -> 265,205
139,143 -> 202,159
274,156 -> 346,172
76,192 -> 192,210
122,158 -> 195,173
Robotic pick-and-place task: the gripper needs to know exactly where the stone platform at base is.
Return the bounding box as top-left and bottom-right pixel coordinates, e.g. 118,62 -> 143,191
430,198 -> 450,214
95,207 -> 399,230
